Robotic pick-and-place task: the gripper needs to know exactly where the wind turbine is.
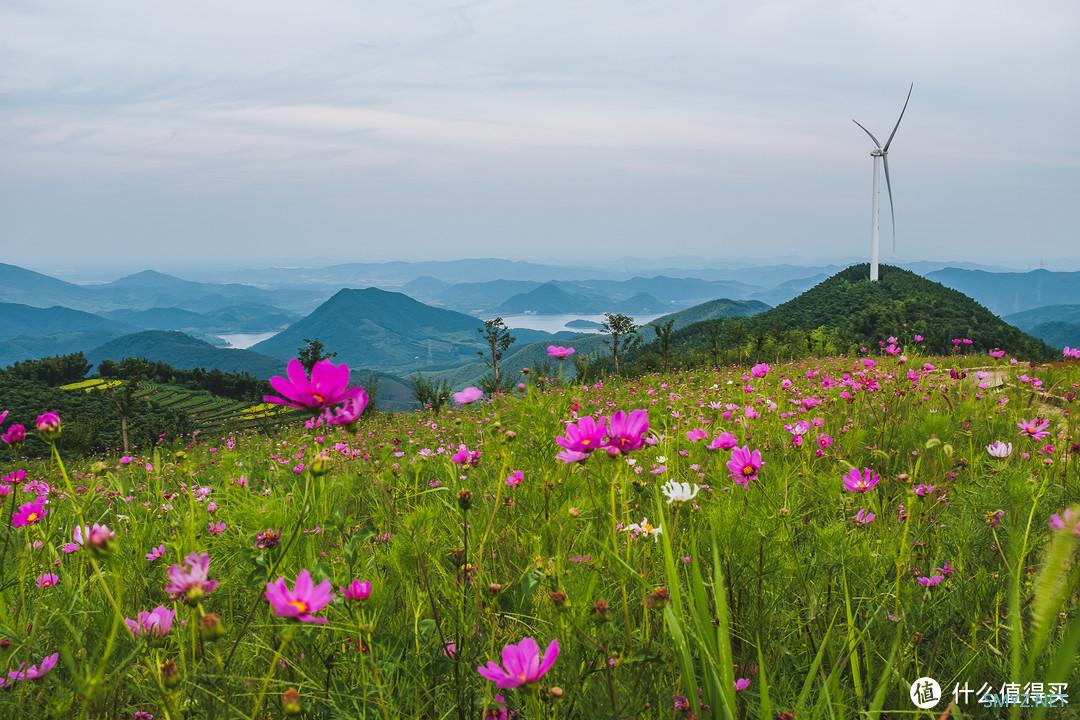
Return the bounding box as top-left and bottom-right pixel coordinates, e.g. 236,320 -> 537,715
852,83 -> 912,281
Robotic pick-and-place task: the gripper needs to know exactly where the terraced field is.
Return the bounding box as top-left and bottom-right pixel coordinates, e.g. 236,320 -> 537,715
59,378 -> 295,432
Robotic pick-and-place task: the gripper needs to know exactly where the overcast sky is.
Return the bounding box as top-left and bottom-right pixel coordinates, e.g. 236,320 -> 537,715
2,0 -> 1078,275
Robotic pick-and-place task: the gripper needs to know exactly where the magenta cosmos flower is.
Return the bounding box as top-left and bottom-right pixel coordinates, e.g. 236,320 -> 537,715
125,606 -> 176,638
1016,417 -> 1051,440
165,552 -> 218,602
340,579 -> 372,601
707,432 -> 738,451
750,363 -> 770,378
547,345 -> 575,360
604,409 -> 649,455
265,568 -> 334,624
264,358 -> 363,411
843,468 -> 880,492
2,652 -> 58,685
11,497 -> 48,527
1049,509 -> 1080,537
2,423 -> 25,445
477,637 -> 559,689
555,416 -> 607,454
453,386 -> 484,405
726,446 -> 763,487
321,390 -> 369,426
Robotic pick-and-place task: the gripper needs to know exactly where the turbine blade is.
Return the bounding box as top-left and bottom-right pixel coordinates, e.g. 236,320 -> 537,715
883,154 -> 896,252
883,83 -> 913,151
852,119 -> 882,148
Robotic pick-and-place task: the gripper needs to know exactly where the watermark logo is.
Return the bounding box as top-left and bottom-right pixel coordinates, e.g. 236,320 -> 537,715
910,676 -> 942,709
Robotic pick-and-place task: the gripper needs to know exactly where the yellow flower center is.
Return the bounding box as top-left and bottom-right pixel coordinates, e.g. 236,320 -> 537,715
26,512 -> 39,522
288,599 -> 309,614
742,465 -> 755,476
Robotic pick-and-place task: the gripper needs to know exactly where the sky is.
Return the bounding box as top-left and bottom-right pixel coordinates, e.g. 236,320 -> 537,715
2,0 -> 1079,275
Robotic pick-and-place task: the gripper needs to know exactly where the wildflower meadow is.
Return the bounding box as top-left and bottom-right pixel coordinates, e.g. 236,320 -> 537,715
1,346 -> 1078,718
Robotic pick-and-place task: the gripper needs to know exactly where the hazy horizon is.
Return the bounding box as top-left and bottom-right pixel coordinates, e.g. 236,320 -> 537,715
3,1 -> 1078,270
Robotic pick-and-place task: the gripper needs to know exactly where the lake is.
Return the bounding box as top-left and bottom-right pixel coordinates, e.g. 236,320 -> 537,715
218,332 -> 278,349
499,313 -> 665,334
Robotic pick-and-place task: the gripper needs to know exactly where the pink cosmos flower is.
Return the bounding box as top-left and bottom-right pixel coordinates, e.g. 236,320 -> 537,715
685,428 -> 709,443
604,409 -> 649,454
750,363 -> 770,378
854,508 -> 876,525
476,637 -> 559,689
843,468 -> 880,493
734,678 -> 751,692
125,606 -> 176,638
556,450 -> 590,464
340,579 -> 372,601
450,444 -> 482,466
4,652 -> 58,684
453,386 -> 484,405
986,441 -> 1012,458
265,568 -> 333,624
264,358 -> 363,411
35,573 -> 58,588
547,346 -> 576,360
1049,509 -> 1080,536
506,470 -> 523,487
916,574 -> 943,587
726,446 -> 763,488
2,424 -> 26,445
1016,417 -> 1050,440
165,552 -> 218,602
146,545 -> 166,561
555,416 -> 607,454
707,432 -> 738,451
321,390 -> 369,425
11,497 -> 47,527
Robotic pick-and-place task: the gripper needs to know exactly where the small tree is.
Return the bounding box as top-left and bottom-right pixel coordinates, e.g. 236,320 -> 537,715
478,318 -> 515,392
653,319 -> 675,371
100,357 -> 151,454
298,338 -> 337,373
601,312 -> 638,376
411,373 -> 452,413
705,320 -> 724,369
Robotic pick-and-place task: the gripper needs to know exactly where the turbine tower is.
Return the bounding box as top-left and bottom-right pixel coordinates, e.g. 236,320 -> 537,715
853,83 -> 912,281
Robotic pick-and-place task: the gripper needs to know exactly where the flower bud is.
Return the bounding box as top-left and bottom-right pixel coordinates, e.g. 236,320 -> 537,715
310,450 -> 330,476
282,687 -> 302,715
548,591 -> 569,610
160,659 -> 181,688
457,489 -> 472,510
647,586 -> 670,610
592,598 -> 610,622
200,612 -> 225,641
35,412 -> 61,442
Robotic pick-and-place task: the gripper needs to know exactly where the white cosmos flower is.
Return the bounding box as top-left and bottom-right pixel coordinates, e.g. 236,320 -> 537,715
661,480 -> 701,504
986,441 -> 1013,458
624,517 -> 663,541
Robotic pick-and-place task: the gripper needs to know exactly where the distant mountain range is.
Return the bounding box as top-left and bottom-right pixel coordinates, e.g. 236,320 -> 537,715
0,264 -> 323,314
2,260 -> 1073,390
1004,304 -> 1080,348
925,268 -> 1080,315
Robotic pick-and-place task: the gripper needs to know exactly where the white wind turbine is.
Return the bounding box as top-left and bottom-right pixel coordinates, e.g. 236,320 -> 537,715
852,83 -> 913,281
